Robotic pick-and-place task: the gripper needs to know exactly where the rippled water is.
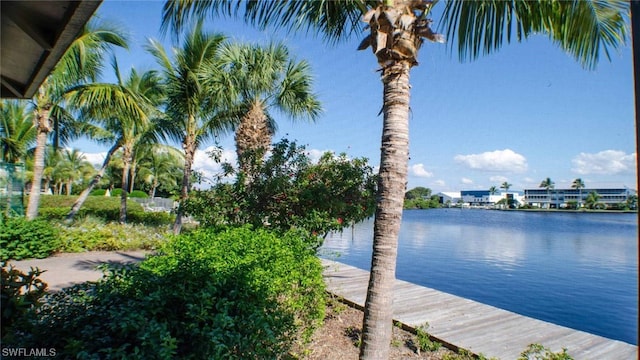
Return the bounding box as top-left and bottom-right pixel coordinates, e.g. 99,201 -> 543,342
320,209 -> 638,345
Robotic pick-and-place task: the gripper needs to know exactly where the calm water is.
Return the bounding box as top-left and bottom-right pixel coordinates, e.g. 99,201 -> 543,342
320,209 -> 638,345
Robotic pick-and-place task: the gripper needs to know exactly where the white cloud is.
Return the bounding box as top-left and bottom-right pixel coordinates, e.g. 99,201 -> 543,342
454,149 -> 528,173
461,177 -> 473,185
571,150 -> 636,175
82,152 -> 107,167
433,179 -> 446,187
489,175 -> 508,183
410,163 -> 433,178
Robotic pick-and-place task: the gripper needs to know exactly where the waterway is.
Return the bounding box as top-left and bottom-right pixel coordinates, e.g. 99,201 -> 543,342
319,209 -> 638,345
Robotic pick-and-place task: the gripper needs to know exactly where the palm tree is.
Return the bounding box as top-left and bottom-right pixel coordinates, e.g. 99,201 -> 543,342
571,178 -> 586,209
501,181 -> 512,208
0,100 -> 36,163
488,185 -> 498,195
220,42 -> 322,176
25,21 -> 128,219
148,22 -> 237,234
539,177 -> 555,209
137,145 -> 184,198
162,1 -> 628,358
53,149 -> 94,195
65,64 -> 164,223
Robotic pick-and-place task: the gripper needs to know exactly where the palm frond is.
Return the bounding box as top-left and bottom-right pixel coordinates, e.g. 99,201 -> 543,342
162,0 -> 375,44
440,0 -> 628,70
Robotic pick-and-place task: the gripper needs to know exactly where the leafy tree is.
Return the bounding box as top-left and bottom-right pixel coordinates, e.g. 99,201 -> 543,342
65,64 -> 164,223
626,194 -> 638,210
222,42 -> 322,176
182,139 -> 377,243
25,21 -> 128,219
162,1 -> 628,357
488,186 -> 498,195
148,23 -> 237,234
585,191 -> 601,209
571,178 -> 586,208
404,186 -> 432,200
0,100 -> 35,163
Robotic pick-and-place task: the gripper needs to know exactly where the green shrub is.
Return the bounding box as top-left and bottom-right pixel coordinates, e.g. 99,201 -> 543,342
129,190 -> 149,198
518,344 -> 573,360
89,189 -> 107,196
38,195 -> 144,222
1,264 -> 47,343
55,216 -> 170,252
127,210 -> 175,226
0,216 -> 59,261
16,227 -> 325,359
111,188 -> 123,197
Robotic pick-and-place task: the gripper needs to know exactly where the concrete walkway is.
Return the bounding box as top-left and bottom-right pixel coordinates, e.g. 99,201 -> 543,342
7,251 -> 150,291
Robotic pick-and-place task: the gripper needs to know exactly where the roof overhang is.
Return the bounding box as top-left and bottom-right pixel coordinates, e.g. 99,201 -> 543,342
1,0 -> 102,99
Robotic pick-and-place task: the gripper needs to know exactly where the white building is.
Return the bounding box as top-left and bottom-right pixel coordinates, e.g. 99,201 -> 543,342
524,187 -> 637,209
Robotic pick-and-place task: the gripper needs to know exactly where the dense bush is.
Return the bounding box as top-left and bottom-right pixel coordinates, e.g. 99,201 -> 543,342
89,189 -> 107,196
183,139 -> 377,245
37,195 -> 145,222
37,195 -> 174,227
1,264 -> 47,343
55,217 -> 169,252
129,190 -> 149,198
127,210 -> 175,226
14,227 -> 325,359
0,216 -> 59,261
111,188 -> 123,197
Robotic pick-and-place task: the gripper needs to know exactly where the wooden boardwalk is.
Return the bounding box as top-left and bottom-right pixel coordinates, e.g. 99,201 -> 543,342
321,259 -> 637,360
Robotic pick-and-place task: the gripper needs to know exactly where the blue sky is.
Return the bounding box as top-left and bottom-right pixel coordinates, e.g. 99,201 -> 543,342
75,0 -> 637,192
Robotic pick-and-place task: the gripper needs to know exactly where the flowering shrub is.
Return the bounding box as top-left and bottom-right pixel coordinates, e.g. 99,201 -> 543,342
182,139 -> 377,246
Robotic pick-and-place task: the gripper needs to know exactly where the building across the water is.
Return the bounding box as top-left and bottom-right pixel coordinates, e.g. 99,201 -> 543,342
460,190 -> 525,208
523,187 -> 637,209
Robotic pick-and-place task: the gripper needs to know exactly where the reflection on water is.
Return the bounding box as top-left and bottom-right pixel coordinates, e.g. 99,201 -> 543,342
320,209 -> 638,345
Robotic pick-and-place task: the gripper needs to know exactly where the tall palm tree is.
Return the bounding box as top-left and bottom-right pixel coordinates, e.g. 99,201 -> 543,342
501,181 -> 512,208
25,21 -> 128,219
539,177 -> 555,209
488,185 -> 498,195
0,100 -> 36,163
162,1 -> 628,358
571,177 -> 586,209
220,42 -> 322,176
65,64 -> 164,223
148,22 -> 237,234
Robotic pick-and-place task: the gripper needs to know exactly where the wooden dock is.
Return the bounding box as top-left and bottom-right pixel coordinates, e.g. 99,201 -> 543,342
321,259 -> 637,360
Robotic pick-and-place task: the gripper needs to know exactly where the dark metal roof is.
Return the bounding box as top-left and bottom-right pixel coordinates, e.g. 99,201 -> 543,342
1,0 -> 101,99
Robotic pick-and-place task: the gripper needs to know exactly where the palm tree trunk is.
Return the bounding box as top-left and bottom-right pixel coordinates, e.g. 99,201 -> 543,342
359,62 -> 411,360
67,143 -> 120,221
120,147 -> 132,224
173,138 -> 195,234
25,106 -> 52,220
235,99 -> 271,178
129,157 -> 137,193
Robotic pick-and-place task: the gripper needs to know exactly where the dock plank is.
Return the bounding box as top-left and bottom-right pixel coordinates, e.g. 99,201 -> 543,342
321,259 -> 637,360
